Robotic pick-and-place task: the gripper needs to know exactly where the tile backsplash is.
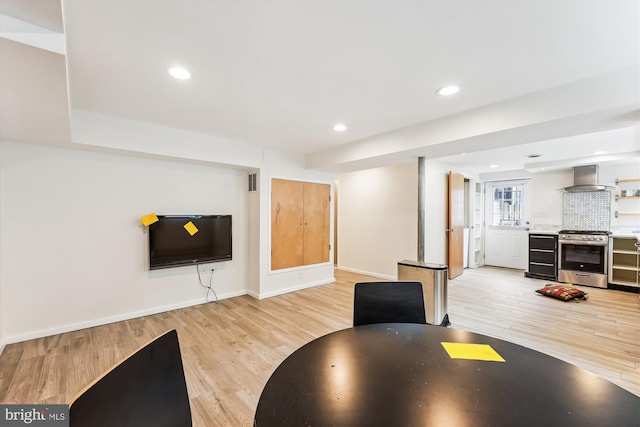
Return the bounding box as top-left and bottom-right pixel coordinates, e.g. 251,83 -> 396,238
562,191 -> 611,231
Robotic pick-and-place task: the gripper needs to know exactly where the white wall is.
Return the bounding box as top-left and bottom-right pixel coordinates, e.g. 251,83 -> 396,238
0,140 -> 249,343
530,169 -> 573,227
337,159 -> 450,279
72,112 -> 337,301
422,161 -> 450,266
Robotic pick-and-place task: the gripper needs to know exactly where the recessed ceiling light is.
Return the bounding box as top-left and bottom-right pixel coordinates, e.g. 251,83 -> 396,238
169,67 -> 191,80
437,86 -> 459,96
489,164 -> 498,168
333,123 -> 347,132
527,154 -> 541,158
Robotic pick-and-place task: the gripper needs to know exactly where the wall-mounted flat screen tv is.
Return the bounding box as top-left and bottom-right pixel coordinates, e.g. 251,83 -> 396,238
149,215 -> 232,270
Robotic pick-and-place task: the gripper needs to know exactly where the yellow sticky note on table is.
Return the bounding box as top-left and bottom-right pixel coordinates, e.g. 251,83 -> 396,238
141,213 -> 159,227
441,342 -> 505,362
183,221 -> 199,236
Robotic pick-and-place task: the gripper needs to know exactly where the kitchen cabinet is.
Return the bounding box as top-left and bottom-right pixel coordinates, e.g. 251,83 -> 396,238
526,234 -> 558,280
609,237 -> 640,288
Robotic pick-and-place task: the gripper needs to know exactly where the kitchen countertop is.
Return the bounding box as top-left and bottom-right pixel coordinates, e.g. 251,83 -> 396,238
528,224 -> 561,235
526,230 -> 640,243
611,232 -> 640,242
529,228 -> 560,234
529,229 -> 560,235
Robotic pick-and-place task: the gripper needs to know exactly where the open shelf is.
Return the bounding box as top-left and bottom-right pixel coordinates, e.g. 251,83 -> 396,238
609,236 -> 640,288
614,178 -> 640,217
472,181 -> 483,267
612,238 -> 638,251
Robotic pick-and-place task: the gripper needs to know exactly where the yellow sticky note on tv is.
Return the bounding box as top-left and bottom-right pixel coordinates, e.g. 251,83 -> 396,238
184,221 -> 198,236
441,342 -> 505,362
141,213 -> 159,227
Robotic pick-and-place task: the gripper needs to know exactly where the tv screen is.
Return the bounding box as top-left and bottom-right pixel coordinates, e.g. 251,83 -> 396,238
149,215 -> 232,270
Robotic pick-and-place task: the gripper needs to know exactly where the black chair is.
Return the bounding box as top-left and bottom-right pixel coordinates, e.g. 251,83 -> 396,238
353,281 -> 427,326
68,329 -> 192,427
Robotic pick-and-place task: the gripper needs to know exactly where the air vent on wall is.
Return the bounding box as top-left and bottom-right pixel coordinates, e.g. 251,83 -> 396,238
248,173 -> 257,192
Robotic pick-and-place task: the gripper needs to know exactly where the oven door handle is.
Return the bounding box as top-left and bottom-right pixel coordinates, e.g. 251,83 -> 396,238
559,241 -> 608,246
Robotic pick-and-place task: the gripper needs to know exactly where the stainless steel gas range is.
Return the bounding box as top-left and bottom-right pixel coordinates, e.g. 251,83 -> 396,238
558,230 -> 610,288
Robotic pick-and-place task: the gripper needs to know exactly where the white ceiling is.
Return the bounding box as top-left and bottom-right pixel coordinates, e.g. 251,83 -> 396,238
1,0 -> 639,174
440,126 -> 640,175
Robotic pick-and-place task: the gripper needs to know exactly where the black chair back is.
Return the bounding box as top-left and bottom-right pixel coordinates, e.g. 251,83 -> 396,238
69,329 -> 192,427
353,281 -> 427,326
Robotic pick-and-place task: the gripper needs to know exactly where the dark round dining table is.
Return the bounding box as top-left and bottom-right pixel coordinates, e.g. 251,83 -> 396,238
254,323 -> 640,426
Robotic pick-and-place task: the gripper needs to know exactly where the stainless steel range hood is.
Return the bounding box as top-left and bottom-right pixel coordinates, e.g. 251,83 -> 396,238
563,165 -> 613,192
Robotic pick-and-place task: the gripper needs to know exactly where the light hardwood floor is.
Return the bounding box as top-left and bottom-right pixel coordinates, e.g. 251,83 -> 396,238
1,267 -> 638,426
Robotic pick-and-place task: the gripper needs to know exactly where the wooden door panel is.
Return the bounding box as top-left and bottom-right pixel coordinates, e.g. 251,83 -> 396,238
271,179 -> 304,270
448,172 -> 465,279
303,182 -> 331,265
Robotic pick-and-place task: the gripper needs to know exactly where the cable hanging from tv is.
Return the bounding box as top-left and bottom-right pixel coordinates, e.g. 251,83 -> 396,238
197,265 -> 219,304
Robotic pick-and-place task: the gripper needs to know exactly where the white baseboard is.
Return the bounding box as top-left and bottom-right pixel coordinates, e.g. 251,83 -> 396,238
3,289 -> 248,345
257,278 -> 335,300
3,276 -> 346,344
246,290 -> 260,299
0,341 -> 5,357
335,266 -> 395,281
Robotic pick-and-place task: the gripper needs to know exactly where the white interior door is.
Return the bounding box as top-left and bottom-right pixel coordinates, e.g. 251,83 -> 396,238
484,180 -> 531,269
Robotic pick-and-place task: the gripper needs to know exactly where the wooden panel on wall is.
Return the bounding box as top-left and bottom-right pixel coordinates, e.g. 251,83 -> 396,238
271,179 -> 304,270
303,182 -> 331,265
